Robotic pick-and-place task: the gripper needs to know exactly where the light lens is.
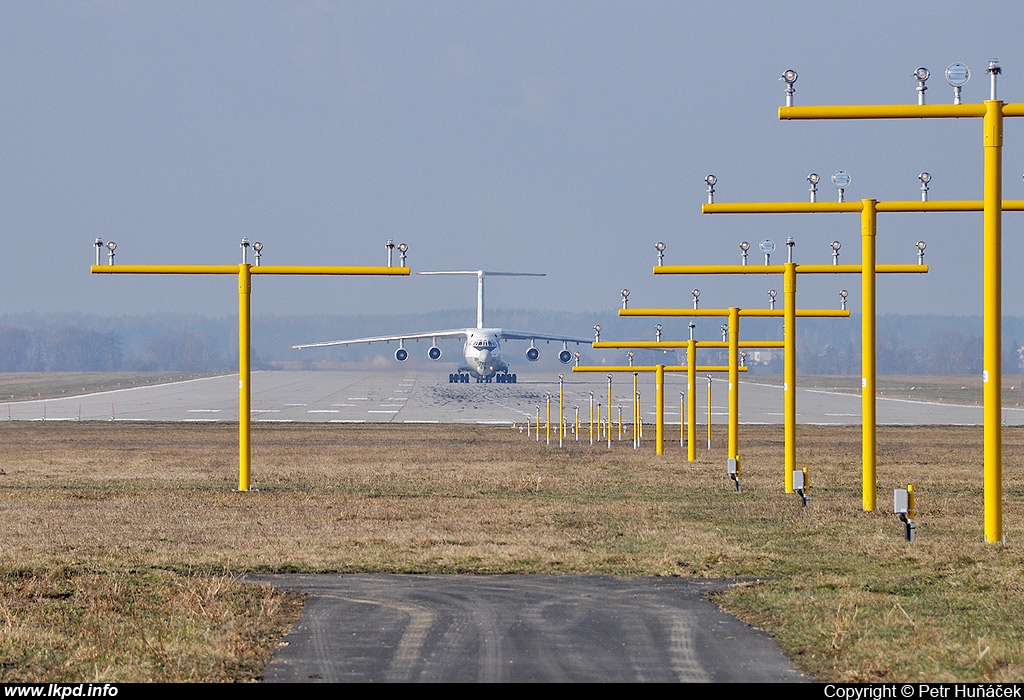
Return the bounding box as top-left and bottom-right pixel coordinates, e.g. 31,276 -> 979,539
945,63 -> 970,87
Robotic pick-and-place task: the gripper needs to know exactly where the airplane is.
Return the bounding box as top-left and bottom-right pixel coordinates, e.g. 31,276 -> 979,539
291,270 -> 592,383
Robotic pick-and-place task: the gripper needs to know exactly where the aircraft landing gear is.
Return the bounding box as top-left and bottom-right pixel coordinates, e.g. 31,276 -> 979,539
449,373 -> 470,383
495,372 -> 517,384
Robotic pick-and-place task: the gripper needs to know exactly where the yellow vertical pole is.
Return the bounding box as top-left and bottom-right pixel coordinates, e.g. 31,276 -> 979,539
546,395 -> 551,446
984,100 -> 1004,543
784,262 -> 796,492
589,392 -> 595,445
706,376 -> 712,450
238,263 -> 252,492
607,375 -> 613,449
655,363 -> 665,455
680,391 -> 685,448
687,339 -> 696,461
862,201 -> 878,511
728,307 -> 740,462
558,375 -> 564,448
633,372 -> 639,448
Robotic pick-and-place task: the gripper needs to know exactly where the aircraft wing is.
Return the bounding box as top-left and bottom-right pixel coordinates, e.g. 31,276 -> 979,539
497,329 -> 592,344
291,329 -> 469,350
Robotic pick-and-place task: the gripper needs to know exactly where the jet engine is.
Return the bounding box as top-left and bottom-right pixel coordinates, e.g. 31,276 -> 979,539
395,348 -> 409,362
428,345 -> 442,360
526,346 -> 540,362
558,349 -> 573,364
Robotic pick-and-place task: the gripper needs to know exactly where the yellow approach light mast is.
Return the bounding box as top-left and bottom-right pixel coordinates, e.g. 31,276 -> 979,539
716,65 -> 1024,542
92,238 -> 410,492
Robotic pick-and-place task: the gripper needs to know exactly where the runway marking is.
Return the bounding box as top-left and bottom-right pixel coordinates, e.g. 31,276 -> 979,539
403,420 -> 438,423
332,403 -> 356,407
284,403 -> 308,407
330,419 -> 366,423
348,397 -> 369,401
183,418 -> 219,423
368,410 -> 400,414
187,409 -> 221,413
379,404 -> 404,407
258,419 -> 294,423
308,410 -> 340,414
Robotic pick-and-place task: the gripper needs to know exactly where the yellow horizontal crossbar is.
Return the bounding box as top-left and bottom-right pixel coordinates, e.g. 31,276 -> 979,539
573,365 -> 746,373
653,264 -> 927,275
779,103 -> 987,120
593,340 -> 784,349
620,308 -> 850,318
703,200 -> 1024,215
91,264 -> 410,276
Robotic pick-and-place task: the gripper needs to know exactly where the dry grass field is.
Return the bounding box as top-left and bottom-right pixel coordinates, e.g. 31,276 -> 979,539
1,415 -> 1024,682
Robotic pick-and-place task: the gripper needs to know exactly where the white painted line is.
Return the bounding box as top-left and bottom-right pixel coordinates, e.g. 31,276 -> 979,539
188,409 -> 221,413
258,419 -> 294,423
367,410 -> 399,414
330,419 -> 367,423
251,409 -> 280,413
403,420 -> 438,423
332,404 -> 356,407
347,397 -> 369,401
308,410 -> 340,414
284,403 -> 308,407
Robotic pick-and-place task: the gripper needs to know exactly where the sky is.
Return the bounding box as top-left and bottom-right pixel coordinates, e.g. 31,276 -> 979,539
3,0 -> 1024,331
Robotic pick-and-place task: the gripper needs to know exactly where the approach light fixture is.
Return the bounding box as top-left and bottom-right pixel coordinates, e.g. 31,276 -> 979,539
740,350 -> 747,367
768,289 -> 777,310
627,351 -> 634,367
93,238 -> 104,266
945,62 -> 970,104
759,238 -> 775,265
252,241 -> 263,266
916,240 -> 927,265
574,351 -> 581,367
831,170 -> 851,202
655,323 -> 663,342
656,241 -> 666,265
740,240 -> 750,265
240,237 -> 250,264
691,288 -> 701,309
914,67 -> 930,104
840,289 -> 849,311
786,235 -> 795,263
919,172 -> 931,201
398,242 -> 408,266
106,240 -> 117,266
780,69 -> 798,106
594,324 -> 602,342
831,240 -> 842,265
688,321 -> 696,341
721,324 -> 728,342
807,172 -> 820,202
705,174 -> 717,204
621,288 -> 630,309
987,59 -> 1001,100
386,239 -> 395,266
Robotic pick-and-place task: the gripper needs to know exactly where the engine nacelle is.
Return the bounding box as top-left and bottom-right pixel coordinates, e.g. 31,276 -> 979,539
526,346 -> 540,362
558,349 -> 573,364
428,345 -> 442,360
395,348 -> 409,362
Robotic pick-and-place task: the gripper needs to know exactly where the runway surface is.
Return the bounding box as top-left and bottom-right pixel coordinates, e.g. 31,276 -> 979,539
0,369 -> 1009,425
250,574 -> 809,683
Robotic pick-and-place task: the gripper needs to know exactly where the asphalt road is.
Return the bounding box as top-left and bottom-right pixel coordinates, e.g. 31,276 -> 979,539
0,369 -> 1005,425
249,574 -> 809,683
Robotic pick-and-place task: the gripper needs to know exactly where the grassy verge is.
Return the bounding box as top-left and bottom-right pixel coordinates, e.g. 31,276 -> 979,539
0,421 -> 1022,681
